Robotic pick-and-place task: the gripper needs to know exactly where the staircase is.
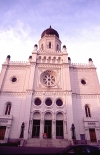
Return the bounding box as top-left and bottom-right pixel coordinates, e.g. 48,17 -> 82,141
25,138 -> 71,147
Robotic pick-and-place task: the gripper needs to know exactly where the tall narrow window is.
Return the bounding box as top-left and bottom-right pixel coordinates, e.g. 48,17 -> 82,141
41,44 -> 43,50
5,102 -> 11,115
85,105 -> 91,117
56,44 -> 59,50
49,42 -> 51,48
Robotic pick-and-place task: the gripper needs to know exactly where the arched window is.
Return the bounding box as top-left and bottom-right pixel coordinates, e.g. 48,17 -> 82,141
49,42 -> 51,48
5,102 -> 11,115
85,105 -> 91,117
56,44 -> 59,51
41,44 -> 43,50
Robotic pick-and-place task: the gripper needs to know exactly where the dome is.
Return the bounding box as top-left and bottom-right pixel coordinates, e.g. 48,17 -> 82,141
41,26 -> 59,38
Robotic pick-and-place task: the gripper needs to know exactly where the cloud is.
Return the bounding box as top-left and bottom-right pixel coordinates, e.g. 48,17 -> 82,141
0,24 -> 36,70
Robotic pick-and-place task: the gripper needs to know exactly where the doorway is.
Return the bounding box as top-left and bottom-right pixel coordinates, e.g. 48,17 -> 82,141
0,126 -> 6,140
89,128 -> 97,142
56,121 -> 63,139
44,120 -> 52,138
32,120 -> 40,138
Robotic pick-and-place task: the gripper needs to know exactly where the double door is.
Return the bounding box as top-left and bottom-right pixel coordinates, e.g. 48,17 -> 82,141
0,126 -> 6,140
56,121 -> 63,139
44,120 -> 52,138
32,120 -> 40,138
89,128 -> 97,142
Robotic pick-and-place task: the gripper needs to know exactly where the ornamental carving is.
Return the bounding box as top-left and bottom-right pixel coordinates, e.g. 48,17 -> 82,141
0,119 -> 8,123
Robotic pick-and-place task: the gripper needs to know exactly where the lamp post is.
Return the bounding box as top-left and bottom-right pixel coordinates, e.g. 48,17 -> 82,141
71,123 -> 76,145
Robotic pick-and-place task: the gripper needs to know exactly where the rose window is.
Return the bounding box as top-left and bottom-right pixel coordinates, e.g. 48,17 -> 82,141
40,70 -> 58,87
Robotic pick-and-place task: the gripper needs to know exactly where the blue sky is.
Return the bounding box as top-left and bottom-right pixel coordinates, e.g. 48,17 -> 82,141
0,0 -> 100,82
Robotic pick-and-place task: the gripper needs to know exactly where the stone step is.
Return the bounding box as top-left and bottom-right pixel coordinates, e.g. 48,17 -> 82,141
25,138 -> 70,147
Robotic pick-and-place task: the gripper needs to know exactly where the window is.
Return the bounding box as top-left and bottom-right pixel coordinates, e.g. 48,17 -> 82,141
41,44 -> 43,50
85,105 -> 91,117
56,44 -> 59,50
81,79 -> 86,85
11,76 -> 17,83
56,99 -> 63,106
49,42 -> 51,48
80,134 -> 85,140
5,102 -> 11,115
34,98 -> 41,106
45,98 -> 52,106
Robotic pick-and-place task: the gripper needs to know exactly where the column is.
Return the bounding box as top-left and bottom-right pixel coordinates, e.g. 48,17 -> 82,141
28,120 -> 32,138
0,56 -> 10,90
5,126 -> 10,142
40,120 -> 44,139
52,120 -> 56,139
63,120 -> 67,139
0,65 -> 7,90
85,128 -> 89,144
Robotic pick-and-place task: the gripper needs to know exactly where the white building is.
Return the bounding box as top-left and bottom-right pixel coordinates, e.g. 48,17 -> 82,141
0,26 -> 100,145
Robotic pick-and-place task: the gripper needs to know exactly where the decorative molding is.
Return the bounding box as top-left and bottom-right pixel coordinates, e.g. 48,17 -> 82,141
72,93 -> 100,99
33,91 -> 72,96
8,66 -> 30,70
0,119 -> 8,123
30,62 -> 36,66
37,64 -> 61,68
37,50 -> 63,54
0,91 -> 26,96
71,63 -> 96,68
69,67 -> 96,72
2,65 -> 8,69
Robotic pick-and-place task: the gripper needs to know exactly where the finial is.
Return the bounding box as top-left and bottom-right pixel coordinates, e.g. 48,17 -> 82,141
88,58 -> 93,65
29,56 -> 32,59
6,55 -> 11,62
88,58 -> 92,62
50,25 -> 51,28
7,55 -> 10,59
34,44 -> 38,50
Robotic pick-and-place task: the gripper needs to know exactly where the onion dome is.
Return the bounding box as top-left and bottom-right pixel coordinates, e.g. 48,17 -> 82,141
41,26 -> 59,38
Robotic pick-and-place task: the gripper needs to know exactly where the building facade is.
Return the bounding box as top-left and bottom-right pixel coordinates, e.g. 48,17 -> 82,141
0,26 -> 100,144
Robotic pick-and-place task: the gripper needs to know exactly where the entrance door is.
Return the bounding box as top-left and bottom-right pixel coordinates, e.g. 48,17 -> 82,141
0,126 -> 6,140
89,128 -> 97,142
44,120 -> 52,138
32,120 -> 40,138
56,121 -> 63,139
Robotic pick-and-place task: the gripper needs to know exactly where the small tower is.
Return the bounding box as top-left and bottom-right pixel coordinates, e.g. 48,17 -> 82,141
39,26 -> 61,52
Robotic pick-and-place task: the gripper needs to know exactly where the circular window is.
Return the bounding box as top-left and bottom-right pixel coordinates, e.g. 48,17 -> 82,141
45,98 -> 52,106
11,77 -> 17,83
34,98 -> 41,106
40,70 -> 58,87
56,99 -> 63,106
81,79 -> 86,85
